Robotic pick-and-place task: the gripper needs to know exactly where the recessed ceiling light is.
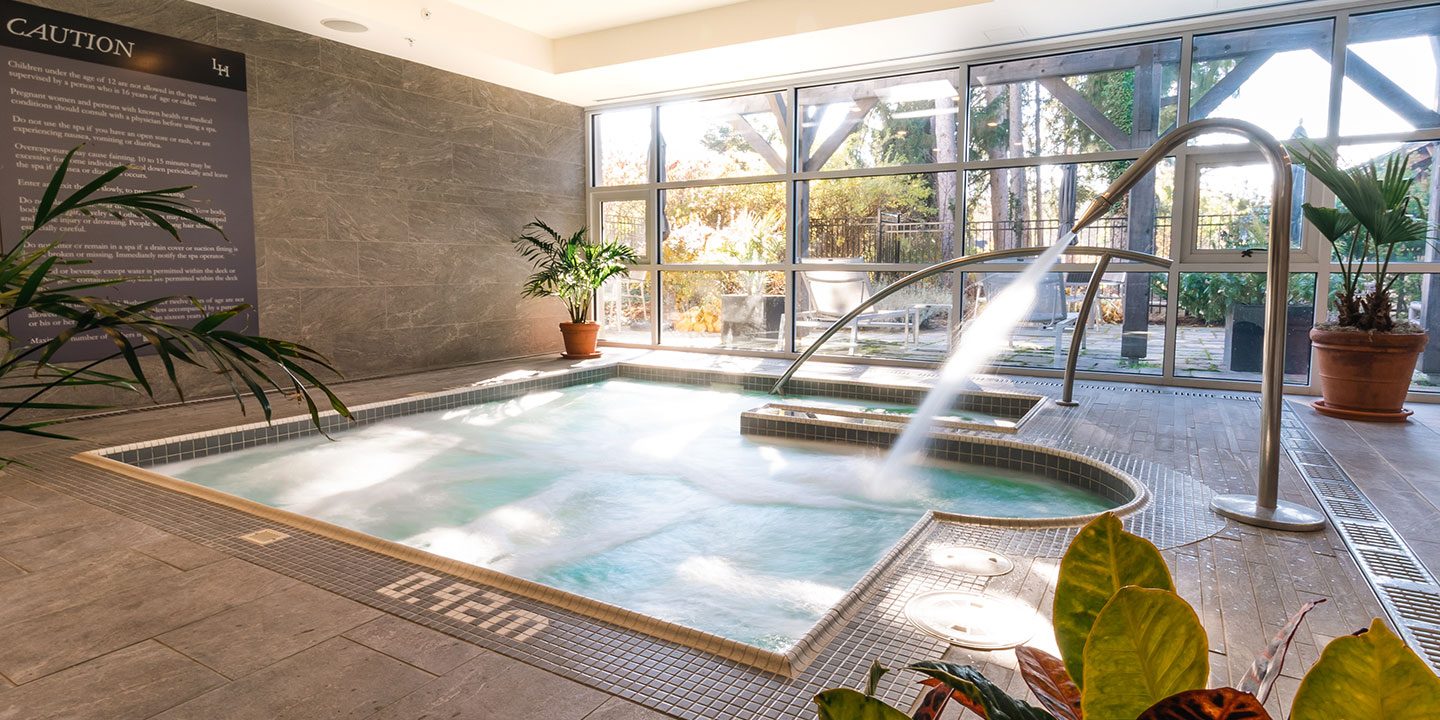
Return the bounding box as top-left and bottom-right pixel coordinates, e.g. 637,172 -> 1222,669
321,18 -> 368,33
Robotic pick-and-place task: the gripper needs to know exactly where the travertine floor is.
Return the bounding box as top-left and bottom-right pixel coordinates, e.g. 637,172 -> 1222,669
0,349 -> 1422,719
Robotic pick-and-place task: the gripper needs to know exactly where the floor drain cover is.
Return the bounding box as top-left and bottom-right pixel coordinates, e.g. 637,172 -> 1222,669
240,528 -> 290,545
929,546 -> 1014,576
903,591 -> 1034,649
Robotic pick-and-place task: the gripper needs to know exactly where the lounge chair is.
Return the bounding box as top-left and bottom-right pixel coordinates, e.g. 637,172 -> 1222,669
975,273 -> 1079,364
798,259 -> 920,350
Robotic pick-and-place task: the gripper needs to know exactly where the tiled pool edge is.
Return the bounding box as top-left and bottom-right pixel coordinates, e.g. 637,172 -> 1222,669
79,361 -> 1147,677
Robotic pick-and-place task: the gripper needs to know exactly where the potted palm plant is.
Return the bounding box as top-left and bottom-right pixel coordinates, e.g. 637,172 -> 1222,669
513,219 -> 638,359
1290,143 -> 1432,421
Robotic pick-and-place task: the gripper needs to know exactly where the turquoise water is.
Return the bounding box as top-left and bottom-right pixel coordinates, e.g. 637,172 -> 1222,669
157,379 -> 1112,650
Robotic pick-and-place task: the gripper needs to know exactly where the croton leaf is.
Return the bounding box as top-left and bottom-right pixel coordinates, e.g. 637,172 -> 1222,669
1054,513 -> 1175,688
915,679 -> 972,719
905,662 -> 1057,720
1080,587 -> 1209,720
1137,688 -> 1273,720
1015,646 -> 1082,720
1290,618 -> 1440,720
1238,599 -> 1325,703
814,689 -> 911,720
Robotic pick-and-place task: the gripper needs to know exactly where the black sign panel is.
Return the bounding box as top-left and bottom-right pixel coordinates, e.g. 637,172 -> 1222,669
0,0 -> 257,361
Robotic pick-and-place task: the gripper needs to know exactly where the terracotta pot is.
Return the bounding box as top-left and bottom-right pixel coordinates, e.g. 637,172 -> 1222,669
558,322 -> 602,359
1309,327 -> 1428,422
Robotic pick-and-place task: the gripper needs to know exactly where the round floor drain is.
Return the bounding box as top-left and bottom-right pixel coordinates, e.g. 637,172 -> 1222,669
903,591 -> 1035,649
928,545 -> 1014,576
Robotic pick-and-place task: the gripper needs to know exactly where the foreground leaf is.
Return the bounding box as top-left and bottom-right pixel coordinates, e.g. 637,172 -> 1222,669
1138,688 -> 1272,720
1081,587 -> 1208,720
1238,599 -> 1324,703
1290,618 -> 1440,720
1054,513 -> 1175,687
1015,647 -> 1082,720
906,662 -> 1056,720
814,689 -> 910,720
912,682 -> 956,720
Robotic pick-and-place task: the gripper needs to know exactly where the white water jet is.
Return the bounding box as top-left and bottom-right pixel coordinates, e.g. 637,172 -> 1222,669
876,232 -> 1080,490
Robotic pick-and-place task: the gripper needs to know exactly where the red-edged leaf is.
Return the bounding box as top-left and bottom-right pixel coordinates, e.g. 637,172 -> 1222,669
1137,688 -> 1273,720
919,678 -> 987,718
1238,599 -> 1325,703
911,683 -> 953,720
1015,647 -> 1082,720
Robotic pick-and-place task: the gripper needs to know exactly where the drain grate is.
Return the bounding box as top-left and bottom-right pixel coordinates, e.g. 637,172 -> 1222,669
1314,482 -> 1365,503
1410,626 -> 1440,668
1359,549 -> 1431,584
1326,499 -> 1380,522
1384,586 -> 1440,626
1342,522 -> 1399,549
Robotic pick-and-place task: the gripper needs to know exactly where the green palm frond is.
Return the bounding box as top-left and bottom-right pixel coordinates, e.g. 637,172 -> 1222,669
512,219 -> 639,324
1,146 -> 350,467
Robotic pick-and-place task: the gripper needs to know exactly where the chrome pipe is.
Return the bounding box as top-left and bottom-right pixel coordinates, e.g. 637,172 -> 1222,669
768,246 -> 1170,395
1056,253 -> 1112,407
1062,117 -> 1321,531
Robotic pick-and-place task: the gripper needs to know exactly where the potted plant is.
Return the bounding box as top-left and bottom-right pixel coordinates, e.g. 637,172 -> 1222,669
2,147 -> 348,467
513,219 -> 638,359
1289,143 -> 1433,421
815,513 -> 1440,720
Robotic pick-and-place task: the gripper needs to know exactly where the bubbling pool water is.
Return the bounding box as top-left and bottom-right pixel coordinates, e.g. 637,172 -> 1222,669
879,232 -> 1080,492
157,379 -> 1111,649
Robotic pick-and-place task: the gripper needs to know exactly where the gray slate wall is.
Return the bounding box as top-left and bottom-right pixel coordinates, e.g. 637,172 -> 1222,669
22,0 -> 583,412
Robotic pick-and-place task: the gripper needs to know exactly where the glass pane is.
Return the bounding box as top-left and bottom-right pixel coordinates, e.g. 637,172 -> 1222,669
1341,6 -> 1440,136
1347,273 -> 1440,392
967,39 -> 1181,161
962,159 -> 1174,257
599,199 -> 646,260
660,271 -> 786,350
599,271 -> 651,343
1192,162 -> 1304,251
1336,142 -> 1440,262
1174,272 -> 1315,382
660,183 -> 785,264
801,172 -> 957,264
1190,21 -> 1333,144
798,70 -> 960,172
795,271 -> 952,361
958,271 -> 1166,374
659,93 -> 788,182
593,108 -> 651,186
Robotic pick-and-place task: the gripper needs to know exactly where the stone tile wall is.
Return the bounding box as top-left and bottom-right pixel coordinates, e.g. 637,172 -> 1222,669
22,0 -> 584,412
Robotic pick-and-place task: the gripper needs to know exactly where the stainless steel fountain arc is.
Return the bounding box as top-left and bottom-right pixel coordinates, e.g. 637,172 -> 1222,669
767,244 -> 1171,398
772,117 -> 1326,532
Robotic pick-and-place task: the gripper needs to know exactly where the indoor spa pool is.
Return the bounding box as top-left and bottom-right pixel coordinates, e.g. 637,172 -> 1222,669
152,379 -> 1117,650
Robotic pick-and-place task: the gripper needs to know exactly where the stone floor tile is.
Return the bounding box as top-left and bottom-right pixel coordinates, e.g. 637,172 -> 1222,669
367,651 -> 609,720
0,550 -> 176,627
0,641 -> 224,720
159,583 -> 381,679
583,696 -> 682,720
343,614 -> 483,675
133,535 -> 229,571
152,638 -> 430,720
0,501 -> 114,547
0,558 -> 294,683
0,515 -> 171,571
0,559 -> 23,583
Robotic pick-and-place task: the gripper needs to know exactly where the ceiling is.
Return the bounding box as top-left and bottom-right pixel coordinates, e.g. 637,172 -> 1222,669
190,0 -> 1337,107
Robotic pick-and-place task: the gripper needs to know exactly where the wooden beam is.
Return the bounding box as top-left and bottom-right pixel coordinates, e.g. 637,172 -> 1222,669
1164,51 -> 1271,133
725,114 -> 786,173
1036,75 -> 1130,149
802,96 -> 878,172
1344,49 -> 1440,129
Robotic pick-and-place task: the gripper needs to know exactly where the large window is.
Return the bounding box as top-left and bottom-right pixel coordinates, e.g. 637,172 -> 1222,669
588,2 -> 1440,395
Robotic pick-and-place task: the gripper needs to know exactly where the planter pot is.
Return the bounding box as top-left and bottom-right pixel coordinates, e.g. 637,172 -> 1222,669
719,294 -> 785,343
1309,328 -> 1428,422
558,322 -> 602,359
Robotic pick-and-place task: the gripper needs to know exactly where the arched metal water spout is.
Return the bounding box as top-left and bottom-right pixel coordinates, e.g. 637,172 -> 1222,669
771,117 -> 1325,532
